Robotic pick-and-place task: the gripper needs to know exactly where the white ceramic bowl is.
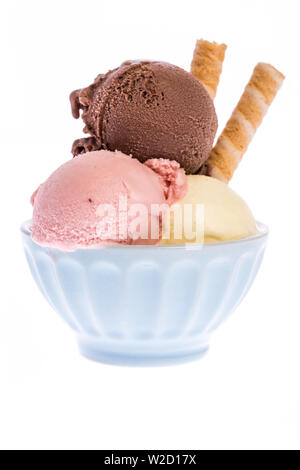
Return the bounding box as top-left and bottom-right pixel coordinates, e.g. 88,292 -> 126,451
21,220 -> 268,366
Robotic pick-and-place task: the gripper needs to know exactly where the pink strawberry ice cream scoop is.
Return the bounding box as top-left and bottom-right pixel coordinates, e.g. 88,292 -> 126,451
31,150 -> 187,250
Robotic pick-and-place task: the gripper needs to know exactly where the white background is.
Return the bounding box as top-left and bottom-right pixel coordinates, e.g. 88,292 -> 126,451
1,0 -> 299,450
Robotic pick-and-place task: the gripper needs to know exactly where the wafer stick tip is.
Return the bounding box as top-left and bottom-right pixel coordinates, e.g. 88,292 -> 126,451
191,39 -> 227,100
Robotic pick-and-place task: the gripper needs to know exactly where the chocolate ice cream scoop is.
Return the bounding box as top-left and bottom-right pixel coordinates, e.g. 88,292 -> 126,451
70,61 -> 217,174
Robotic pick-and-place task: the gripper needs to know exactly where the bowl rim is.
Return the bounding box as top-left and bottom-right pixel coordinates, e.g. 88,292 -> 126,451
21,219 -> 268,252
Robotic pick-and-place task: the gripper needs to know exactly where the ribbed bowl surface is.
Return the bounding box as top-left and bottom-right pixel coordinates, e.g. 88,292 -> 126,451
21,221 -> 268,366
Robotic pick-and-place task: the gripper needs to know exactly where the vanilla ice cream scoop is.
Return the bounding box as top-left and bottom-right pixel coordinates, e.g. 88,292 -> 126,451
160,175 -> 257,244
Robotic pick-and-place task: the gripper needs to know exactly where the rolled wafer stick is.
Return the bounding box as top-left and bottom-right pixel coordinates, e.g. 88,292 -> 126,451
201,62 -> 285,182
191,39 -> 227,100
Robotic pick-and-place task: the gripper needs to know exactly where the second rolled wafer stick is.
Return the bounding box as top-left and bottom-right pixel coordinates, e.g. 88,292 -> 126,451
191,39 -> 227,100
201,62 -> 285,182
